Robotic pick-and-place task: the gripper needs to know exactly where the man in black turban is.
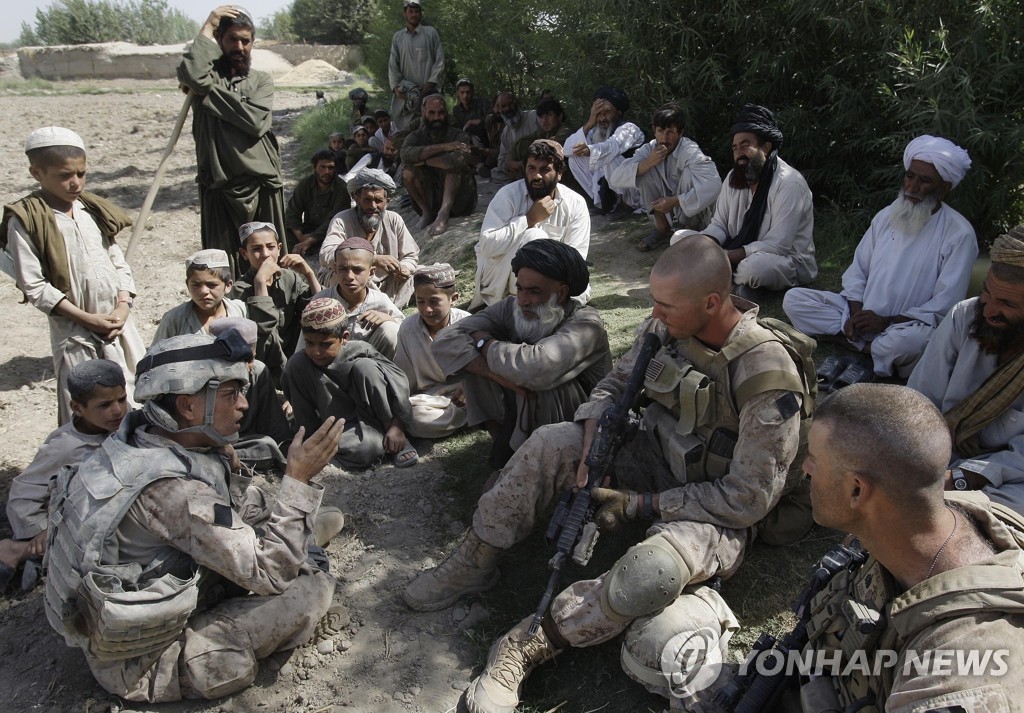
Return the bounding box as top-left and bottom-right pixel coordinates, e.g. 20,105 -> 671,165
672,103 -> 817,298
431,238 -> 612,469
566,86 -> 646,215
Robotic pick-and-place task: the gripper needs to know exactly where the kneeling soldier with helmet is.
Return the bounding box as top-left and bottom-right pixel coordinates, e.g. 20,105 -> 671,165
44,331 -> 345,702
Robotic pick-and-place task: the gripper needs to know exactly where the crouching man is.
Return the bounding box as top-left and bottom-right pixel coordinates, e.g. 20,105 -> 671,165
44,330 -> 346,702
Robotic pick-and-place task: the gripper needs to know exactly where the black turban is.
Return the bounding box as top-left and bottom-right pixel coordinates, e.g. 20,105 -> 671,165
595,86 -> 629,114
730,103 -> 783,149
511,239 -> 590,297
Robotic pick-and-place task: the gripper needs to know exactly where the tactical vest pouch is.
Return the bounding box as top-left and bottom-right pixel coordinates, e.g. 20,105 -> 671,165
644,348 -> 712,433
703,428 -> 737,480
799,676 -> 843,713
80,565 -> 200,661
644,403 -> 706,484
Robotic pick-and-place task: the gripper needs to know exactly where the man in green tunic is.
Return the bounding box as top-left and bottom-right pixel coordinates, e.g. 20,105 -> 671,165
178,5 -> 286,278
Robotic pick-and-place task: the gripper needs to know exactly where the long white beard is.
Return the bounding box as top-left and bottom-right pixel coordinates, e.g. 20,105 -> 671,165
513,294 -> 565,343
888,190 -> 938,235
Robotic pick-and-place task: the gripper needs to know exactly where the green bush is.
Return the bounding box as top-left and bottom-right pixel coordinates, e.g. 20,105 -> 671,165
290,0 -> 376,44
360,0 -> 1024,245
22,0 -> 197,45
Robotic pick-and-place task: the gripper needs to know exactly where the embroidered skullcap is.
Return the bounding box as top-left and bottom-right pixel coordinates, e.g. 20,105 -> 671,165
990,226 -> 1024,269
413,263 -> 457,288
238,220 -> 278,244
210,316 -> 259,350
511,235 -> 589,297
347,167 -> 397,195
594,86 -> 629,114
336,236 -> 375,254
352,124 -> 368,138
530,138 -> 564,161
67,359 -> 126,403
185,248 -> 230,270
903,135 -> 972,189
301,298 -> 348,329
25,126 -> 85,152
730,104 -> 783,149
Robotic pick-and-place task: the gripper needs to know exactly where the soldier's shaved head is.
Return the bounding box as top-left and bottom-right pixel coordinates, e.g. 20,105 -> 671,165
652,235 -> 732,302
815,383 -> 951,497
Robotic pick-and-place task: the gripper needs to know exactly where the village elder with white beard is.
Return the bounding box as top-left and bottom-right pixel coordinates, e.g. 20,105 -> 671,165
432,239 -> 611,469
784,135 -> 977,379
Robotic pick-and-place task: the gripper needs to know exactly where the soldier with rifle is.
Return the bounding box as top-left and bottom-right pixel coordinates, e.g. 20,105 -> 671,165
403,235 -> 815,713
704,384 -> 1024,713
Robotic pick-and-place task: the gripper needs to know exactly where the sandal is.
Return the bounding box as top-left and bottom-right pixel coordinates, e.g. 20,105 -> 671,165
636,230 -> 671,252
815,355 -> 852,391
830,359 -> 875,393
393,444 -> 419,468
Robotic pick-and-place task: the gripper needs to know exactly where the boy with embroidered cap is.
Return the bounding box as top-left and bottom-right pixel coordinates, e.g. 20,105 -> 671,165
395,263 -> 469,438
2,126 -> 145,425
153,248 -> 247,344
309,236 -> 404,360
284,297 -> 417,469
0,358 -> 129,592
231,221 -> 319,385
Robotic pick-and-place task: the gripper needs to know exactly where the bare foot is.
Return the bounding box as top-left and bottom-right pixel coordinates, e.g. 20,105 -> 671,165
415,212 -> 436,230
428,215 -> 450,236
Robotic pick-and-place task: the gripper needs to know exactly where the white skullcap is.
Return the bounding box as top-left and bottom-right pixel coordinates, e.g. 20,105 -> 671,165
185,248 -> 231,270
25,126 -> 85,152
903,135 -> 972,188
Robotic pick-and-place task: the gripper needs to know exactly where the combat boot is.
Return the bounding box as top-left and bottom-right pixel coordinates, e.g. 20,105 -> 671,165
403,529 -> 501,611
314,507 -> 346,547
464,615 -> 562,713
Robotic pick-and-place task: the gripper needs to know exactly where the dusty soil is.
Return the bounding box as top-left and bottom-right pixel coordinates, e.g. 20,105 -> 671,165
0,80 -> 657,713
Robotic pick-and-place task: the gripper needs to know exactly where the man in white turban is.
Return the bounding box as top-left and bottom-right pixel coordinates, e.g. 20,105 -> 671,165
318,167 -> 420,307
784,134 -> 977,381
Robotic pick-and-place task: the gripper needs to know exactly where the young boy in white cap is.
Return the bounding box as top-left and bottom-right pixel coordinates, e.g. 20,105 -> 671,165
152,248 -> 247,344
1,126 -> 145,425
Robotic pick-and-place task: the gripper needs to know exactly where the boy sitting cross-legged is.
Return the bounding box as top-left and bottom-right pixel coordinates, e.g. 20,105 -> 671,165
283,297 -> 417,470
152,248 -> 247,344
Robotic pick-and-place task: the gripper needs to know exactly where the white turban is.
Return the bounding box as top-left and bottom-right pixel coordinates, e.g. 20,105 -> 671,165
346,167 -> 396,196
903,135 -> 971,188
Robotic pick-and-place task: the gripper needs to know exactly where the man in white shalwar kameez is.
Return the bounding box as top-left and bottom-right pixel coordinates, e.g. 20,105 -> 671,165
608,102 -> 722,250
784,135 -> 977,377
471,139 -> 591,309
908,228 -> 1024,516
565,86 -> 645,212
3,127 -> 144,425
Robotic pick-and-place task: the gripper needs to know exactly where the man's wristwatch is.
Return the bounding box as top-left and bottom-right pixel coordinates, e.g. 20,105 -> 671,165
475,337 -> 489,353
951,468 -> 969,491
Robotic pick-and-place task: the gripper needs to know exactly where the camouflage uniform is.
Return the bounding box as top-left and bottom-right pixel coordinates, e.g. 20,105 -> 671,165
471,303 -> 811,691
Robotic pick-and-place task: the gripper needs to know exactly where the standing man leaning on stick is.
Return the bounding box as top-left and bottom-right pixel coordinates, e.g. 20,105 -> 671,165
178,5 -> 287,279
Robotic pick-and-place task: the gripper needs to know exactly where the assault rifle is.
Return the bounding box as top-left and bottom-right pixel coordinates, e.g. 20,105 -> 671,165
714,539 -> 868,712
527,332 -> 661,635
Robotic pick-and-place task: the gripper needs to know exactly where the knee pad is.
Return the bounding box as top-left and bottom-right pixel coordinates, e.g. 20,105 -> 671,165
620,586 -> 738,701
602,537 -> 688,619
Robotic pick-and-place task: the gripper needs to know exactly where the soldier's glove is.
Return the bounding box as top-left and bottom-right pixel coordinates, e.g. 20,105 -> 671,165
591,487 -> 640,532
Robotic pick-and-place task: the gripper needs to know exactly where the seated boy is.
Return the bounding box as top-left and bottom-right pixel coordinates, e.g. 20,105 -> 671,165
2,126 -> 144,425
230,222 -> 319,385
152,248 -> 247,344
1,359 -> 128,592
210,317 -> 294,470
394,264 -> 469,438
309,237 -> 404,360
283,298 -> 417,469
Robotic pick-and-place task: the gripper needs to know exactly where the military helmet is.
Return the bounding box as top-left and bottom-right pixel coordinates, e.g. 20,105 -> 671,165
134,332 -> 250,402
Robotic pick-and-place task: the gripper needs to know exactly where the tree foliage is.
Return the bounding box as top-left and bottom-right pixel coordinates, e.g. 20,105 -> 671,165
22,0 -> 197,46
258,9 -> 296,42
291,0 -> 376,45
363,0 -> 1024,242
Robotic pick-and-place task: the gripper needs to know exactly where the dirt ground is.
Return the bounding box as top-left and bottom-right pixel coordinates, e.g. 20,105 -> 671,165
0,81 -> 657,713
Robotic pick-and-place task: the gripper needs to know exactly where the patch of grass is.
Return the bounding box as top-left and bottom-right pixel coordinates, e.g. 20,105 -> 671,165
290,84 -> 388,179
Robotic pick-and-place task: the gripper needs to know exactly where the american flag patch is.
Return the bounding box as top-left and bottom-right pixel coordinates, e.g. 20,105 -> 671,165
646,360 -> 664,381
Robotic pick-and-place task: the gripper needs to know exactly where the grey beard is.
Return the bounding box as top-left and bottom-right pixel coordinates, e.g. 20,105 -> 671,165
744,153 -> 765,185
512,294 -> 564,343
888,190 -> 938,235
360,212 -> 382,232
503,110 -> 522,129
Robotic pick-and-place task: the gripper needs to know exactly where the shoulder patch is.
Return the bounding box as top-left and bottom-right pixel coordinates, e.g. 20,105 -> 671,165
775,392 -> 800,421
213,502 -> 234,528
